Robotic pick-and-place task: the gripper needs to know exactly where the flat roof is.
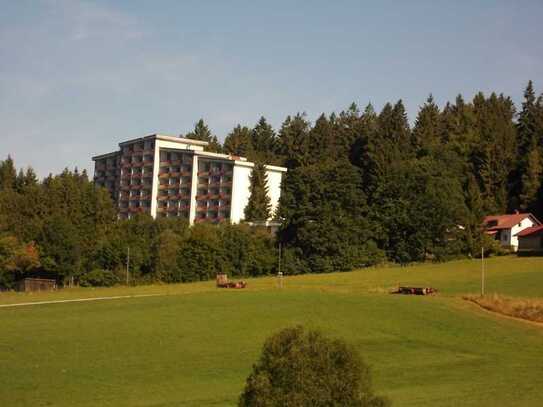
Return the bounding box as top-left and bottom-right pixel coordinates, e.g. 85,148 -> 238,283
119,134 -> 209,147
92,151 -> 120,161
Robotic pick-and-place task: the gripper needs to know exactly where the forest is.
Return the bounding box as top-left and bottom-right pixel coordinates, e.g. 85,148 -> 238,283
1,81 -> 542,288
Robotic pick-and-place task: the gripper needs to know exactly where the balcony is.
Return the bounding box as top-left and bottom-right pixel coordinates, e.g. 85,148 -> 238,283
195,194 -> 209,200
129,184 -> 143,190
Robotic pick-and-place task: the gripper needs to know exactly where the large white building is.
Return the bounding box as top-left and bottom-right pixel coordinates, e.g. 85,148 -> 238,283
92,134 -> 287,223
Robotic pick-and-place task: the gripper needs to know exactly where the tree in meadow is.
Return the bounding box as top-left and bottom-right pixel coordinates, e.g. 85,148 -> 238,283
239,326 -> 389,407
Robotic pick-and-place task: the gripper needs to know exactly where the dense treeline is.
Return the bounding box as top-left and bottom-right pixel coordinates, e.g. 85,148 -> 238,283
1,82 -> 542,287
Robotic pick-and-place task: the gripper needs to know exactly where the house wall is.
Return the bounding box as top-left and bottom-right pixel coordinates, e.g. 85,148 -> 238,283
518,234 -> 543,251
510,217 -> 538,250
265,168 -> 283,217
230,164 -> 252,223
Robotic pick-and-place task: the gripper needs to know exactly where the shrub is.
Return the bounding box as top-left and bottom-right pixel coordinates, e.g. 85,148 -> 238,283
79,268 -> 118,287
239,326 -> 390,407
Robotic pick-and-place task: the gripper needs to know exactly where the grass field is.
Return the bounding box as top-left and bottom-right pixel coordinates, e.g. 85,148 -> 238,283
1,256 -> 542,406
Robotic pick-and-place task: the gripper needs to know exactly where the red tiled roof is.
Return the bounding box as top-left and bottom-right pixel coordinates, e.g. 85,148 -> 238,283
483,213 -> 540,230
515,225 -> 543,237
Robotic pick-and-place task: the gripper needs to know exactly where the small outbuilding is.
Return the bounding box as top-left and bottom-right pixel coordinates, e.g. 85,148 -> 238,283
516,225 -> 543,256
483,212 -> 541,251
17,278 -> 57,292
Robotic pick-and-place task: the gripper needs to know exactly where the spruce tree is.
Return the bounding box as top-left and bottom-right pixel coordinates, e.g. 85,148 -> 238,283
0,156 -> 17,191
512,81 -> 543,211
185,119 -> 222,153
250,117 -> 277,164
223,125 -> 252,156
412,95 -> 441,156
244,163 -> 271,221
277,113 -> 311,168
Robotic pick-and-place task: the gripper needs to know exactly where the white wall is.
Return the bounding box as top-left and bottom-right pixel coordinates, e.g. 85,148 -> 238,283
157,139 -> 205,152
510,217 -> 538,250
230,164 -> 252,223
266,169 -> 283,218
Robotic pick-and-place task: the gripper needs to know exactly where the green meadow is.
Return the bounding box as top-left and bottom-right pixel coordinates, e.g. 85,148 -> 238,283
1,256 -> 542,406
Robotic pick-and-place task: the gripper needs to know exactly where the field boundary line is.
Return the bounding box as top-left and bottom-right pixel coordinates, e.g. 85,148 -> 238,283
0,293 -> 166,308
462,297 -> 543,330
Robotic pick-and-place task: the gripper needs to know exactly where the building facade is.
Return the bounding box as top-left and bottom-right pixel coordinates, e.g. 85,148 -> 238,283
483,212 -> 541,251
92,134 -> 287,223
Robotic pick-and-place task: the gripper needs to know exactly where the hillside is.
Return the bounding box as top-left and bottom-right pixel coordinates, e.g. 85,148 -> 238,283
1,256 -> 542,406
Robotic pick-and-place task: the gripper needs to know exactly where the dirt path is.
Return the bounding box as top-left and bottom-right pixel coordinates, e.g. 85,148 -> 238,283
0,293 -> 165,308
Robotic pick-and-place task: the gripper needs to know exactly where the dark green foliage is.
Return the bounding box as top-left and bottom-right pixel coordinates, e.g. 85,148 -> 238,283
0,156 -> 17,191
224,125 -> 252,156
276,113 -> 312,168
80,268 -> 119,287
510,81 -> 543,215
249,117 -> 278,164
244,163 -> 272,221
185,118 -> 222,153
279,159 -> 383,273
372,156 -> 468,263
412,95 -> 442,156
2,81 -> 542,287
221,224 -> 276,277
239,326 -> 389,407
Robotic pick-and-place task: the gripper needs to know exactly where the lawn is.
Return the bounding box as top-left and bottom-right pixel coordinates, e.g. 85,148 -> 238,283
1,256 -> 542,406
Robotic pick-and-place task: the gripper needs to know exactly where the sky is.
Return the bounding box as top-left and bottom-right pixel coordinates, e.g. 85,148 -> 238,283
1,0 -> 543,177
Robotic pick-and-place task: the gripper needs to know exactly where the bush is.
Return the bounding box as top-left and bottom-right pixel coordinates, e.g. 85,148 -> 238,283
79,268 -> 119,287
239,326 -> 390,407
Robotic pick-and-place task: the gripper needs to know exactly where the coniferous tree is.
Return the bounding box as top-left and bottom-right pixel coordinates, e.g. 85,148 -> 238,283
223,125 -> 252,156
276,113 -> 311,169
250,117 -> 278,164
0,156 -> 17,191
244,163 -> 271,221
511,81 -> 543,212
185,119 -> 222,153
412,95 -> 442,156
471,92 -> 516,213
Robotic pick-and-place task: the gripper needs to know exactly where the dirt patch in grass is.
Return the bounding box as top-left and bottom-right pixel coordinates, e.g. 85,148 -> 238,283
464,294 -> 543,323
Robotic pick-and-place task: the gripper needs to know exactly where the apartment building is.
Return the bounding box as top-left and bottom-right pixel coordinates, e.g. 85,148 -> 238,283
92,134 -> 286,223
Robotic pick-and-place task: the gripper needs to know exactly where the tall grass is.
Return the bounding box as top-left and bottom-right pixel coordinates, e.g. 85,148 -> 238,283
464,293 -> 543,323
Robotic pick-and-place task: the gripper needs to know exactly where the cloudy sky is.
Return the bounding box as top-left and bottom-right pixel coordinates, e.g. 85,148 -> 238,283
1,0 -> 543,176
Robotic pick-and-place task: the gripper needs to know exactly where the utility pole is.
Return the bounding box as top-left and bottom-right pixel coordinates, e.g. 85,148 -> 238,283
278,241 -> 282,275
277,241 -> 283,289
481,246 -> 485,297
126,246 -> 130,286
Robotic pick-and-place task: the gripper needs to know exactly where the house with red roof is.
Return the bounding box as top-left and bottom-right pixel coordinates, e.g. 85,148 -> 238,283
515,225 -> 543,254
483,212 -> 541,251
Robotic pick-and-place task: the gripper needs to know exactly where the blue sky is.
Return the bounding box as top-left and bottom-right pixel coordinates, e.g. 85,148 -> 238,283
1,0 -> 543,176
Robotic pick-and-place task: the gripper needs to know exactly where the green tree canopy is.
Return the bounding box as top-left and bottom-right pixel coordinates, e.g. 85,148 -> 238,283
244,163 -> 271,222
239,326 -> 389,407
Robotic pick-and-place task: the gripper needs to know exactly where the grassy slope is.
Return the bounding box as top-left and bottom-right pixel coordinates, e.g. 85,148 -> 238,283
1,256 -> 542,406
